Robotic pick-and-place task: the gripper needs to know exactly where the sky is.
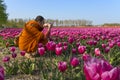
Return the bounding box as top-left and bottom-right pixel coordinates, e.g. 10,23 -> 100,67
4,0 -> 120,25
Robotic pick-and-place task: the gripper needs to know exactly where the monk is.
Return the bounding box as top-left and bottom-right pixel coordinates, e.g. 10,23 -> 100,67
15,15 -> 52,58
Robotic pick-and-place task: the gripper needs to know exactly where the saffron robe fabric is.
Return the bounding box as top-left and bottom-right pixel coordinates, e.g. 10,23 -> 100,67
18,20 -> 48,53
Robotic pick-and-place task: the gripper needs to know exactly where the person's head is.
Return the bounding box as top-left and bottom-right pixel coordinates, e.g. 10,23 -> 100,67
35,15 -> 45,31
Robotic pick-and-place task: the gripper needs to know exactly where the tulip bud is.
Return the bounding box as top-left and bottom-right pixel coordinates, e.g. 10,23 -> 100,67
105,47 -> 110,53
70,57 -> 79,67
72,48 -> 76,54
55,47 -> 62,56
82,53 -> 90,61
2,56 -> 10,62
0,66 -> 4,80
58,61 -> 67,72
63,46 -> 68,50
10,46 -> 16,53
78,45 -> 86,54
20,51 -> 26,56
12,53 -> 17,58
117,42 -> 120,47
38,47 -> 45,56
102,44 -> 106,48
38,43 -> 43,48
94,48 -> 101,56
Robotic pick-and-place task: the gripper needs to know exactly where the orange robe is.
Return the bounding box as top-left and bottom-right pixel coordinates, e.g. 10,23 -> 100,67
18,20 -> 48,53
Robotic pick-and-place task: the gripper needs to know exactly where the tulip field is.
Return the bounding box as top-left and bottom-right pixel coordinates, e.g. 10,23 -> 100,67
0,27 -> 120,80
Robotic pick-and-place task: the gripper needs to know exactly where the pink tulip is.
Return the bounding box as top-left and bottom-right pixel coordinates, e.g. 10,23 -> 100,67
87,40 -> 94,46
38,47 -> 45,56
10,46 -> 16,53
63,46 -> 68,50
78,45 -> 86,54
57,42 -> 63,47
46,41 -> 56,51
20,51 -> 26,56
105,47 -> 110,53
93,40 -> 97,45
58,61 -> 67,72
68,37 -> 74,44
38,43 -> 43,48
81,35 -> 87,39
94,48 -> 101,56
70,57 -> 79,67
2,56 -> 10,62
55,47 -> 62,56
76,42 -> 80,47
109,43 -> 114,48
101,36 -> 106,40
101,67 -> 120,80
12,53 -> 17,58
84,57 -> 120,80
72,48 -> 76,54
117,42 -> 120,47
102,44 -> 106,48
82,53 -> 90,61
0,66 -> 4,80
63,42 -> 68,46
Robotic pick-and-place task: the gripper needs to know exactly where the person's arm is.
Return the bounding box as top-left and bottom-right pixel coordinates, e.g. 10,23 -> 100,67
44,23 -> 52,39
15,32 -> 22,38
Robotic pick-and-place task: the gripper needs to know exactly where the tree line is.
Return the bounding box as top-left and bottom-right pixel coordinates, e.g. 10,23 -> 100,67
3,18 -> 93,28
103,23 -> 120,27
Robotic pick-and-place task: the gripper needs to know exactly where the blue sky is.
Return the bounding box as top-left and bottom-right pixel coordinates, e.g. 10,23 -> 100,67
4,0 -> 120,25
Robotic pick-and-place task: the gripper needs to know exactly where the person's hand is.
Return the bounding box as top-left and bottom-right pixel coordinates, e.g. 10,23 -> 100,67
43,23 -> 48,27
43,23 -> 53,28
48,23 -> 53,29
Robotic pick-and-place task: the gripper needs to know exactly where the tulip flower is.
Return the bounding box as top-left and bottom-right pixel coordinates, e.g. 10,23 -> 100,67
101,67 -> 120,80
94,48 -> 101,56
84,57 -> 120,80
105,47 -> 110,53
86,40 -> 94,46
78,45 -> 86,54
72,48 -> 76,54
10,46 -> 16,53
82,53 -> 90,61
38,47 -> 45,56
68,37 -> 74,44
12,53 -> 17,58
46,41 -> 56,51
0,66 -> 4,80
38,43 -> 43,48
109,43 -> 114,48
70,57 -> 79,67
20,51 -> 26,56
76,42 -> 80,47
57,42 -> 63,47
58,61 -> 67,72
117,42 -> 120,47
63,42 -> 68,46
101,35 -> 106,40
55,47 -> 62,56
102,44 -> 106,48
63,46 -> 68,51
93,40 -> 97,45
2,56 -> 10,62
